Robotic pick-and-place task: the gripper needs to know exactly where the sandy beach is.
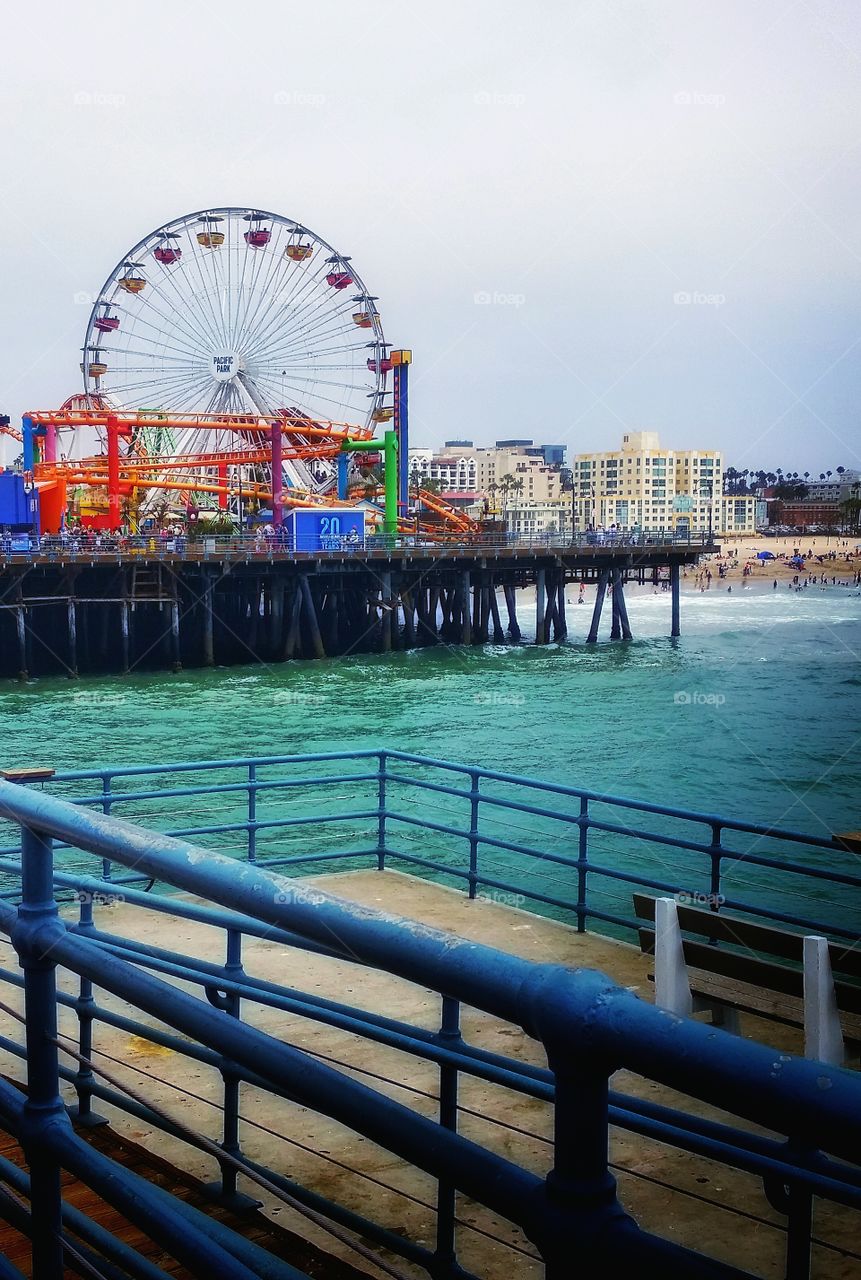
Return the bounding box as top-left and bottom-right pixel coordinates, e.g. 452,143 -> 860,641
693,533 -> 861,588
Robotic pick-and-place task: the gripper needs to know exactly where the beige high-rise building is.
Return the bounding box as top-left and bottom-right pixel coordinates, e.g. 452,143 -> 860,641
572,432 -> 722,533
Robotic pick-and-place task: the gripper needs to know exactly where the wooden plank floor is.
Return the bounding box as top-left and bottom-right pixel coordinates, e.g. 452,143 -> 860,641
0,1123 -> 370,1279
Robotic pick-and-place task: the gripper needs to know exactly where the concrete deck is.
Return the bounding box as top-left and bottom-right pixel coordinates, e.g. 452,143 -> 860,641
0,869 -> 858,1279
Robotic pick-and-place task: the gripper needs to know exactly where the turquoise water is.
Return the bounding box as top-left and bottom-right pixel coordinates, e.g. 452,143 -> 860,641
1,581 -> 859,931
3,582 -> 858,827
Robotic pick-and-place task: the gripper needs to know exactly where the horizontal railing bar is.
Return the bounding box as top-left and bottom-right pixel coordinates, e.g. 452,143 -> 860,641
382,752 -> 842,848
52,772 -> 381,810
582,866 -> 861,942
159,811 -> 379,840
50,750 -> 383,784
382,852 -> 472,880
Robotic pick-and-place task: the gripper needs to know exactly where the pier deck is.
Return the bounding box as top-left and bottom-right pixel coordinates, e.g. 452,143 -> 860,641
1,871 -> 854,1280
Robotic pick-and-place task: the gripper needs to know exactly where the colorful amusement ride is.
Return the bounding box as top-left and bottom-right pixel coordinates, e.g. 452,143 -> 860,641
1,207 -> 478,542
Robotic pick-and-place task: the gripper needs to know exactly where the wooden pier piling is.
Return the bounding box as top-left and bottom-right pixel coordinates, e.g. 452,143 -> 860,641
0,538 -> 705,676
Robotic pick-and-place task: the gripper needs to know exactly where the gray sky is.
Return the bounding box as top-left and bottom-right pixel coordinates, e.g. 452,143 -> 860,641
2,0 -> 859,472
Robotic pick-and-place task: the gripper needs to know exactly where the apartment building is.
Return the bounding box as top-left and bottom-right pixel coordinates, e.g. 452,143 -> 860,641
572,432 -> 723,533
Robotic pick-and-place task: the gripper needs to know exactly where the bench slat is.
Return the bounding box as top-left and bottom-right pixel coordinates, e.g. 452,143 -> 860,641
684,968 -> 861,1045
633,893 -> 861,979
638,927 -> 861,1016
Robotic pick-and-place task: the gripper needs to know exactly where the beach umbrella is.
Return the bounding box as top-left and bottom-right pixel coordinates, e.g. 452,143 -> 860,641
756,550 -> 776,560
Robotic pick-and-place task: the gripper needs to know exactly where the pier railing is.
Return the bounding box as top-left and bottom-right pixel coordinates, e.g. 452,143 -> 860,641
4,749 -> 857,945
0,756 -> 859,1277
0,527 -> 716,564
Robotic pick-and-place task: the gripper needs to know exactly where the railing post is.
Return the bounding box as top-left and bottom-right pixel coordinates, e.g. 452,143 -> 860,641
541,1057 -> 620,1278
247,763 -> 257,862
785,1176 -> 814,1280
100,773 -> 113,881
207,928 -> 260,1211
576,797 -> 589,933
435,996 -> 460,1277
14,824 -> 66,1279
468,771 -> 480,899
70,892 -> 107,1128
377,751 -> 387,870
709,822 -> 723,909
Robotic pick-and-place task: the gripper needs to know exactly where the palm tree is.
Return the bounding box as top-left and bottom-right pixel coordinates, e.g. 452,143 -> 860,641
499,473 -> 515,516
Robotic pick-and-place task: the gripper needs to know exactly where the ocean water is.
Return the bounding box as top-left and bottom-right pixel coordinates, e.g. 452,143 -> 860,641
1,581 -> 859,930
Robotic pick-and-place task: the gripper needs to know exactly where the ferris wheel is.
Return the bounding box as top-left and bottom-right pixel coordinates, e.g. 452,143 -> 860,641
80,207 -> 389,438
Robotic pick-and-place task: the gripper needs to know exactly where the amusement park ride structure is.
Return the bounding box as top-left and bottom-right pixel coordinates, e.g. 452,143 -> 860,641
10,207 -> 479,540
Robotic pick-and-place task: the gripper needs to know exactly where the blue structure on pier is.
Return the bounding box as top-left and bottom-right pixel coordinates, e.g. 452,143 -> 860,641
0,472 -> 39,533
0,751 -> 858,1279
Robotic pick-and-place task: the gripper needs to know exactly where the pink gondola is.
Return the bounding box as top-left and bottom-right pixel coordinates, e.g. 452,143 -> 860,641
94,315 -> 120,333
154,246 -> 182,265
245,229 -> 271,248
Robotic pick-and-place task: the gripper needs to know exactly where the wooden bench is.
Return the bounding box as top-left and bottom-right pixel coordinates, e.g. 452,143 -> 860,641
633,893 -> 861,1066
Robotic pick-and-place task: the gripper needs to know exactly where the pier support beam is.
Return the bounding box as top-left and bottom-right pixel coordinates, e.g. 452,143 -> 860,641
170,597 -> 182,672
16,604 -> 27,681
67,598 -> 78,679
284,585 -> 302,660
270,577 -> 285,660
300,576 -> 326,659
381,571 -> 392,653
503,585 -> 522,642
120,600 -> 130,674
536,569 -> 546,645
610,577 -> 621,640
460,572 -> 472,646
202,576 -> 215,666
613,569 -> 632,640
670,564 -> 681,637
489,587 -> 505,643
586,570 -> 609,644
556,576 -> 567,641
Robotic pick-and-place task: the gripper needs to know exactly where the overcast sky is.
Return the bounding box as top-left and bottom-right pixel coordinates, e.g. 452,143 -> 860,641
1,0 -> 859,472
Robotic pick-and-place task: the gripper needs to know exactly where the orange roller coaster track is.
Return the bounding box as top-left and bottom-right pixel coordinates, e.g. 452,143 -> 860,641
24,408 -> 480,537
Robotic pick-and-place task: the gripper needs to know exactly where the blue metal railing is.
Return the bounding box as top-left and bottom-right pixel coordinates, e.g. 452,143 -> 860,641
0,754 -> 858,1279
3,749 -> 858,943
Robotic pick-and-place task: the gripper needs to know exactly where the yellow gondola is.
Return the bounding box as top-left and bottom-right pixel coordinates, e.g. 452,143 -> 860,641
197,231 -> 225,248
352,311 -> 380,328
371,407 -> 394,423
285,243 -> 313,261
87,362 -> 108,377
119,276 -> 146,294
